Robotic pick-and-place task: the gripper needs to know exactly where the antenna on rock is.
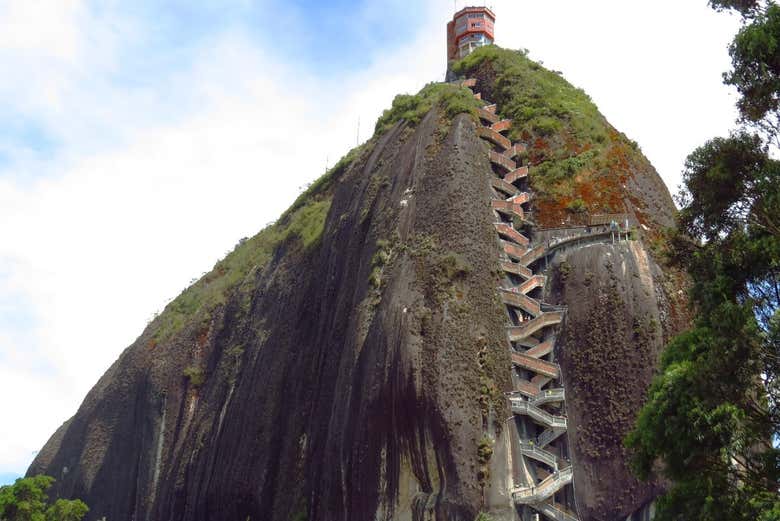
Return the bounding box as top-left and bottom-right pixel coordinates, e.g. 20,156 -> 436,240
356,117 -> 360,146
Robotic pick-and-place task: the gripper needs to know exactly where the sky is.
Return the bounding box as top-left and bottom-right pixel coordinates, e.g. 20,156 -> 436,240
0,0 -> 741,485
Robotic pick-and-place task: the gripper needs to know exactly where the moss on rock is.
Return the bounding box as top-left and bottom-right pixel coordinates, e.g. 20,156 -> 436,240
453,46 -> 670,231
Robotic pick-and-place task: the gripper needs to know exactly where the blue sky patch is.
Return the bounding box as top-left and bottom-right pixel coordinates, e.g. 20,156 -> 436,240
0,110 -> 59,173
0,472 -> 20,486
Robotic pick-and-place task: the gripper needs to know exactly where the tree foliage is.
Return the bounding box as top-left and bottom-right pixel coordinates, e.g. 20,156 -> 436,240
626,131 -> 780,519
625,4 -> 780,518
0,476 -> 88,521
727,3 -> 780,127
710,0 -> 762,16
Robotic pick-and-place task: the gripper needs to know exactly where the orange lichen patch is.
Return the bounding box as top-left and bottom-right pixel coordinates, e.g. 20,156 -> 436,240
590,172 -> 628,212
575,177 -> 596,202
532,144 -> 634,229
605,142 -> 632,173
564,133 -> 592,156
528,137 -> 551,166
146,338 -> 158,350
534,196 -> 573,228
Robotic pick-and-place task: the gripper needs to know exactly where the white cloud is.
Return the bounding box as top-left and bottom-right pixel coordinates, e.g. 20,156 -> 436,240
0,1 -> 444,476
0,0 -> 742,476
0,0 -> 83,60
492,0 -> 742,192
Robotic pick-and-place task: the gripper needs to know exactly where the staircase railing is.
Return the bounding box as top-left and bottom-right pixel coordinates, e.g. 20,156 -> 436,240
512,467 -> 573,504
510,398 -> 567,428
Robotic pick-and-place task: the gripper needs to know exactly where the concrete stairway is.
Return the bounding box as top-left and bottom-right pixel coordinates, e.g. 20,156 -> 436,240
507,312 -> 564,341
518,440 -> 561,470
539,502 -> 580,521
510,398 -> 567,429
512,467 -> 574,504
465,77 -> 580,521
500,288 -> 542,317
494,223 -> 530,246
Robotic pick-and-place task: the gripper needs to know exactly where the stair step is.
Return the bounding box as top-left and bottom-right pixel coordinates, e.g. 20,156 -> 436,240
502,240 -> 529,262
504,166 -> 529,184
501,289 -> 541,316
500,261 -> 533,279
494,223 -> 529,246
490,151 -> 517,172
514,379 -> 540,397
510,192 -> 531,205
491,177 -> 520,197
512,467 -> 573,505
517,274 -> 546,294
507,312 -> 564,341
504,143 -> 528,160
511,352 -> 560,379
526,340 -> 554,358
537,502 -> 580,521
532,375 -> 553,389
478,126 -> 511,150
491,119 -> 512,133
492,200 -> 525,220
478,107 -> 500,124
519,244 -> 548,266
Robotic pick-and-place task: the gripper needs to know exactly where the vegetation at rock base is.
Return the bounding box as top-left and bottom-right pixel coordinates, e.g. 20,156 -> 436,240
374,82 -> 484,135
0,475 -> 88,521
626,2 -> 780,519
453,46 -> 651,228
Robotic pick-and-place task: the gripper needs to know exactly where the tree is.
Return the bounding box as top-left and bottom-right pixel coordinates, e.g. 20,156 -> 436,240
710,0 -> 762,16
625,3 -> 780,518
625,133 -> 780,520
713,1 -> 780,143
0,476 -> 88,521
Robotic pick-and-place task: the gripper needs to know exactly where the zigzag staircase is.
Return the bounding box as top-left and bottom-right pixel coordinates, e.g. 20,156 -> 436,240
458,77 -> 580,521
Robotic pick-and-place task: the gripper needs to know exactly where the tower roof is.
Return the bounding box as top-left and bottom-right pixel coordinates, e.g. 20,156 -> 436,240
446,5 -> 495,63
452,5 -> 496,21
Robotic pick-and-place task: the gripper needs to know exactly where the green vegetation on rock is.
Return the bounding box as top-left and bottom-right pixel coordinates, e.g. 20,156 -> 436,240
452,46 -> 643,224
151,144 -> 366,344
374,82 -> 484,135
0,475 -> 88,521
369,239 -> 392,289
454,46 -> 607,146
182,366 -> 206,387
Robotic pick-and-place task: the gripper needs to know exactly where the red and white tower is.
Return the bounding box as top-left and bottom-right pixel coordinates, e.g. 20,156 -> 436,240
447,6 -> 495,65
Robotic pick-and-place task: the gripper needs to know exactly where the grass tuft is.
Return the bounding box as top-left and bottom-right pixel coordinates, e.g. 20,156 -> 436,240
452,46 -> 647,225
374,82 -> 483,135
182,366 -> 206,387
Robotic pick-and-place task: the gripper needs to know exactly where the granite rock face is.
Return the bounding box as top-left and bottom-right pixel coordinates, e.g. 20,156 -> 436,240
30,110 -> 516,521
30,49 -> 686,521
